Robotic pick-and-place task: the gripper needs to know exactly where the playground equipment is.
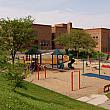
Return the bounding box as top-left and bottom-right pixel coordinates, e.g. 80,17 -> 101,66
37,64 -> 47,80
19,49 -> 69,72
58,59 -> 64,69
83,73 -> 110,81
25,48 -> 42,65
83,58 -> 103,75
21,54 -> 42,79
23,58 -> 47,80
83,58 -> 110,81
104,84 -> 110,92
24,60 -> 36,79
20,48 -> 43,79
101,64 -> 110,69
101,64 -> 110,75
51,49 -> 64,68
71,69 -> 81,91
68,58 -> 75,69
41,54 -> 69,65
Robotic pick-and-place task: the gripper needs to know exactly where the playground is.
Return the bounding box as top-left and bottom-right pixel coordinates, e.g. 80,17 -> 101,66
22,50 -> 110,99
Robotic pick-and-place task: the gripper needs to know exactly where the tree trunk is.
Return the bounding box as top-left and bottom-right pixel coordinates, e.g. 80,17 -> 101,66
77,52 -> 79,59
75,47 -> 79,59
11,49 -> 16,66
87,55 -> 89,60
77,49 -> 79,59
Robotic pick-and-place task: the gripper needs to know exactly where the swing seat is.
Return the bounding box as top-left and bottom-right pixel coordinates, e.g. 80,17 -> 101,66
104,84 -> 110,92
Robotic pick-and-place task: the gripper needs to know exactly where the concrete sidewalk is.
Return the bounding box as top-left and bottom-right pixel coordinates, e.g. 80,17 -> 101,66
77,94 -> 110,110
99,100 -> 110,110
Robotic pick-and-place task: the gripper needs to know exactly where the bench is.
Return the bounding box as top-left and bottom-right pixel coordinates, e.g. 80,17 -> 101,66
104,84 -> 110,92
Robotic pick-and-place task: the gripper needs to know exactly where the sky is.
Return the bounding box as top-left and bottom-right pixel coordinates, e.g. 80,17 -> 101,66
0,0 -> 110,28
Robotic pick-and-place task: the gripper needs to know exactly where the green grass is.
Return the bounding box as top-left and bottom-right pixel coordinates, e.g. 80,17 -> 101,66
0,73 -> 106,110
106,92 -> 110,99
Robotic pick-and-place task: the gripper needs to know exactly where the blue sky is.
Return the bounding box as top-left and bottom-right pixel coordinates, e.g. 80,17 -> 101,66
0,0 -> 110,28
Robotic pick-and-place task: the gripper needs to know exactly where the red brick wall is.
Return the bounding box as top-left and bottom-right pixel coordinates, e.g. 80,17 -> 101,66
52,23 -> 72,49
85,28 -> 102,52
101,29 -> 110,52
32,24 -> 52,49
85,28 -> 110,53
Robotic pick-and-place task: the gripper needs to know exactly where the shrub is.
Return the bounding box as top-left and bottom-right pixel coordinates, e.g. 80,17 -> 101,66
6,63 -> 25,90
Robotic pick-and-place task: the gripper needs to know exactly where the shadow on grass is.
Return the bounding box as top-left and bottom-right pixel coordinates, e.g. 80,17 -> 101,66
15,90 -> 74,109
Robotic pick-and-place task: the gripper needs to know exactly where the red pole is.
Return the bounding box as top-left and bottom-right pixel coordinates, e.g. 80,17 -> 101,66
44,66 -> 46,79
78,70 -> 80,89
90,59 -> 91,64
37,64 -> 39,80
71,71 -> 74,91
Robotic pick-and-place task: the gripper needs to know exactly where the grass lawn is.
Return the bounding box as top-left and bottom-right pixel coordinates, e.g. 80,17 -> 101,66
0,73 -> 106,110
106,92 -> 110,99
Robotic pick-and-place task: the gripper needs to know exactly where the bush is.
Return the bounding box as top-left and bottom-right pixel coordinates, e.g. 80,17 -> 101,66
6,63 -> 25,90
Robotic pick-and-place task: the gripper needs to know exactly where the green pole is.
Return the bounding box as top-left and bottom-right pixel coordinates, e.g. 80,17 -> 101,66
83,59 -> 84,74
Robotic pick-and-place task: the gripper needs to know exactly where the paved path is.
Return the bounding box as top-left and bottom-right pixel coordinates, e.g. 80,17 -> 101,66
77,94 -> 110,110
99,100 -> 110,110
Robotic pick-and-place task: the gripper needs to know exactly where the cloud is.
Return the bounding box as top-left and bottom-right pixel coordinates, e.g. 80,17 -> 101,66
0,4 -> 110,28
73,12 -> 110,28
0,7 -> 29,18
33,9 -> 110,28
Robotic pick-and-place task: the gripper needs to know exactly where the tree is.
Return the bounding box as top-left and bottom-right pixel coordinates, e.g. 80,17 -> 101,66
55,29 -> 96,58
54,33 -> 73,49
72,29 -> 96,58
72,29 -> 96,50
0,16 -> 36,65
0,41 -> 25,90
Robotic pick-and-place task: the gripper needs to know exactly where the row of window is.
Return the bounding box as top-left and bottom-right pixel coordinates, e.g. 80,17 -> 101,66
40,40 -> 50,46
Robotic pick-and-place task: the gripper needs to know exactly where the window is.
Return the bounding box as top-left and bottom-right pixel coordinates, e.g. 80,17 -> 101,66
40,40 -> 49,46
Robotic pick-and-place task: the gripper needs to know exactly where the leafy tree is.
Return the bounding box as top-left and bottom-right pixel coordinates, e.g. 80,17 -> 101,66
71,29 -> 96,50
55,29 -> 96,58
54,33 -> 74,49
0,16 -> 36,65
0,16 -> 37,90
